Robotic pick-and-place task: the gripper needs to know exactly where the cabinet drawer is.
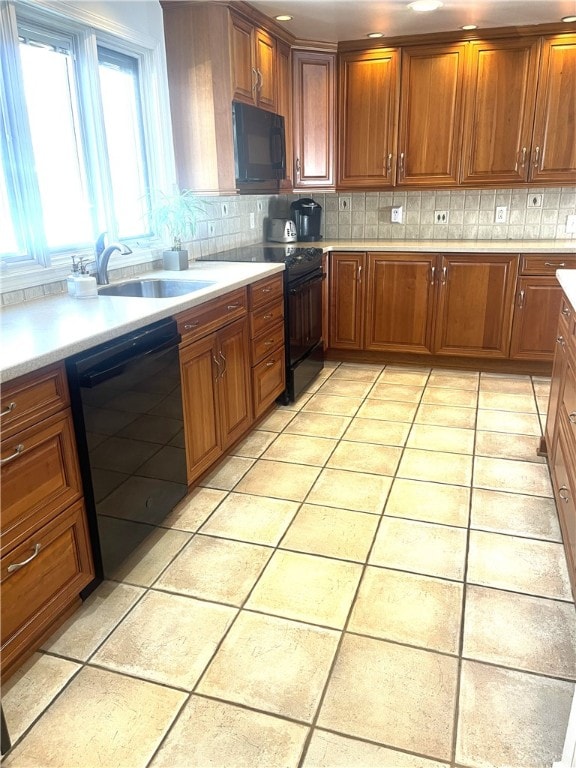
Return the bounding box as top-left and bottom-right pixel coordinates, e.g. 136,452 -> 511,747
1,363 -> 69,440
520,254 -> 575,275
252,350 -> 286,418
250,297 -> 284,337
176,288 -> 247,343
251,320 -> 284,365
0,412 -> 82,554
249,273 -> 284,310
1,500 -> 94,677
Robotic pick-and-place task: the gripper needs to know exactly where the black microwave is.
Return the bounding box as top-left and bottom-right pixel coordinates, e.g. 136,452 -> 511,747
232,101 -> 286,191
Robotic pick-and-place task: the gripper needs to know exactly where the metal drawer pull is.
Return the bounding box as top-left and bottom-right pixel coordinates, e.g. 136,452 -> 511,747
266,359 -> 276,367
545,262 -> 565,267
1,444 -> 24,465
559,485 -> 570,502
183,321 -> 199,330
227,304 -> 240,311
1,402 -> 16,417
263,313 -> 273,320
569,412 -> 576,424
264,340 -> 274,346
7,543 -> 41,573
261,287 -> 272,293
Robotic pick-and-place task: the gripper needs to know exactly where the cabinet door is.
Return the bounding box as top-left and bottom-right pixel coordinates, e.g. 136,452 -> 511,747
230,13 -> 256,104
552,416 -> 576,598
365,253 -> 436,353
510,276 -> 563,360
179,334 -> 221,485
255,28 -> 276,110
218,318 -> 252,449
531,33 -> 576,183
329,253 -> 365,350
277,40 -> 293,190
292,51 -> 336,188
397,43 -> 466,186
434,254 -> 517,357
461,38 -> 540,185
338,48 -> 399,188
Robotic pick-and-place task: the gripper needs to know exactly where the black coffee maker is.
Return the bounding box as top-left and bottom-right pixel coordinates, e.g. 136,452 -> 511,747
290,198 -> 322,241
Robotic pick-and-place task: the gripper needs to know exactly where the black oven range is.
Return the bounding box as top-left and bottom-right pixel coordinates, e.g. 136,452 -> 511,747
201,245 -> 325,403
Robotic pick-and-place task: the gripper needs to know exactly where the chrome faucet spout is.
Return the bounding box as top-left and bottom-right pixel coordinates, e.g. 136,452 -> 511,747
95,241 -> 133,285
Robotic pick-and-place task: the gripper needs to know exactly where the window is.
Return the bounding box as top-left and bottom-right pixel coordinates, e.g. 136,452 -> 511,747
0,2 -> 164,272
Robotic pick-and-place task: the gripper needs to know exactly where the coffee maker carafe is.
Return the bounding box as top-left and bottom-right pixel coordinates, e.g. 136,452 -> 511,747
290,198 -> 322,241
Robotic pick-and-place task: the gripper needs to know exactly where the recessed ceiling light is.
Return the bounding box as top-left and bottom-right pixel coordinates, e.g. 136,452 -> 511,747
367,32 -> 385,38
275,14 -> 293,21
461,24 -> 478,30
561,15 -> 576,22
408,0 -> 443,12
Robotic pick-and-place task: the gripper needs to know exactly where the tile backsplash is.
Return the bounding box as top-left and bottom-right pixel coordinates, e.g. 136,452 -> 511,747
2,186 -> 575,307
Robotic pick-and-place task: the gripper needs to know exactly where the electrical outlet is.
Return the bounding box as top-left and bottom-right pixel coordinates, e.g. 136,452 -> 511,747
391,206 -> 403,224
249,212 -> 255,229
528,194 -> 543,208
495,206 -> 507,224
434,210 -> 449,224
339,197 -> 351,211
566,214 -> 576,234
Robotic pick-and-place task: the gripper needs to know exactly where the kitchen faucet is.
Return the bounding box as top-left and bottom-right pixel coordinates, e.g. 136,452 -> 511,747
94,232 -> 133,285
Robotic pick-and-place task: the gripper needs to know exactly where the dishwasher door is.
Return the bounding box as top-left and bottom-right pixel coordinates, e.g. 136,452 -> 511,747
66,319 -> 187,582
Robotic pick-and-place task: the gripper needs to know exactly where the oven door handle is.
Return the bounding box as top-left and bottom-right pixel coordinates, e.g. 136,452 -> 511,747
289,272 -> 326,294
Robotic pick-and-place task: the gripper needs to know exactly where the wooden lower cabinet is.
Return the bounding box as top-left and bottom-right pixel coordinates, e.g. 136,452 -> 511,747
180,317 -> 252,485
433,253 -> 517,357
0,363 -> 93,681
329,252 -> 365,350
330,251 -> 519,359
365,252 -> 436,353
510,277 -> 563,360
546,289 -> 576,599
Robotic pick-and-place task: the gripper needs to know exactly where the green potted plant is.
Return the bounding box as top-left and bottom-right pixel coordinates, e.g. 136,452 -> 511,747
149,188 -> 202,270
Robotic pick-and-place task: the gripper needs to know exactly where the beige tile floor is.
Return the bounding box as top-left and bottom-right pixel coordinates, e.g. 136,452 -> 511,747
3,362 -> 576,768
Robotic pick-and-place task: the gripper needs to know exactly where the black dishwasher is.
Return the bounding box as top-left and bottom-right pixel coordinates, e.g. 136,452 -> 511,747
66,318 -> 187,584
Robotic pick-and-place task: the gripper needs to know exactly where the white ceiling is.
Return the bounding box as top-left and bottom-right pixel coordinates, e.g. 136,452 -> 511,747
250,0 -> 576,43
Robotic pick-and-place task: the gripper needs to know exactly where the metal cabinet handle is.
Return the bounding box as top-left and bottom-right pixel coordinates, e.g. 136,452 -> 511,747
263,313 -> 273,320
569,412 -> 576,424
261,287 -> 272,293
533,145 -> 541,169
518,290 -> 525,308
545,262 -> 566,268
266,359 -> 276,367
251,67 -> 258,93
184,321 -> 199,330
562,306 -> 571,317
227,304 -> 240,311
557,335 -> 565,346
219,350 -> 227,378
519,147 -> 527,169
1,444 -> 24,466
441,266 -> 447,284
385,153 -> 392,174
1,402 -> 16,418
559,485 -> 570,502
398,152 -> 405,178
264,339 -> 274,347
7,543 -> 41,573
357,265 -> 362,284
295,157 -> 301,176
430,266 -> 436,285
257,69 -> 263,91
212,354 -> 222,379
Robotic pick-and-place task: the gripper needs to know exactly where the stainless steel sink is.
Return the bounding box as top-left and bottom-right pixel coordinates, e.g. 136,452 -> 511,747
98,278 -> 216,298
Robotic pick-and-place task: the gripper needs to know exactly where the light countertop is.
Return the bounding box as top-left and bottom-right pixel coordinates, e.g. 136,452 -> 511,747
557,271 -> 576,311
312,239 -> 576,254
1,262 -> 284,383
2,238 -> 575,384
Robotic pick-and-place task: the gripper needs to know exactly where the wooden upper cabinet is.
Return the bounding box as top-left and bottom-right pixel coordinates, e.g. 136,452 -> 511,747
434,253 -> 518,357
461,38 -> 540,185
397,43 -> 466,186
277,40 -> 293,190
292,50 -> 337,188
338,49 -> 400,188
230,12 -> 277,111
365,252 -> 436,353
531,33 -> 576,183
